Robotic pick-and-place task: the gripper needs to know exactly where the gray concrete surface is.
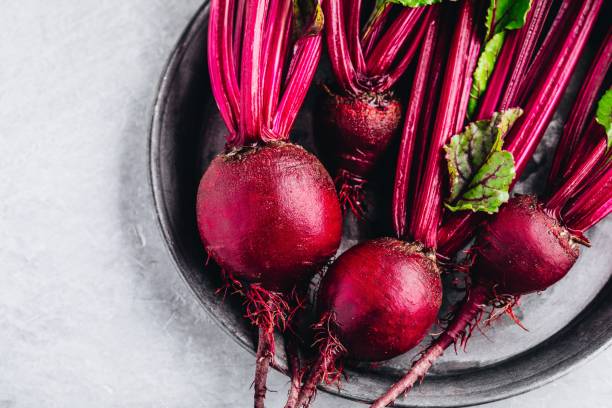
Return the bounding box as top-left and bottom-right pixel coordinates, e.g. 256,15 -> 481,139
0,1 -> 610,407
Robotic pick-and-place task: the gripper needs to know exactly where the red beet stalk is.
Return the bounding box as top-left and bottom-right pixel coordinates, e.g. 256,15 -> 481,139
410,0 -> 478,249
499,0 -> 554,109
548,29 -> 612,187
564,160 -> 612,232
392,9 -> 442,239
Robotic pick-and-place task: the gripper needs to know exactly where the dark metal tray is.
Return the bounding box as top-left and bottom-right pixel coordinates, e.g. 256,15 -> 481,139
149,3 -> 612,406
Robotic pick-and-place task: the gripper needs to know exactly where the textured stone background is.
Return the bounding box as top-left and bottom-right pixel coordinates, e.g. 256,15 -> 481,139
1,1 -> 610,407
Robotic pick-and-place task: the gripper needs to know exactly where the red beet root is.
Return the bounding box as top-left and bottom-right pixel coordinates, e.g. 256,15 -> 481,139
321,91 -> 403,215
474,195 -> 579,295
197,142 -> 343,292
292,238 -> 442,407
318,238 -> 443,361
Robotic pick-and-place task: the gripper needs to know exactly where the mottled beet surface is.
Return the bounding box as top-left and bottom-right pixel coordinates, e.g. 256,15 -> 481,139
321,91 -> 403,183
474,195 -> 580,295
317,238 -> 442,361
196,142 -> 343,292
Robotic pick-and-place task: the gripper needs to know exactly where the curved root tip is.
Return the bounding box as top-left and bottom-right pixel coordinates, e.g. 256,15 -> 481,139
335,171 -> 367,218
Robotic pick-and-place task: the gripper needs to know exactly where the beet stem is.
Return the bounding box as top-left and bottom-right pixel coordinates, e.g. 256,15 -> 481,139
273,28 -> 323,137
208,0 -> 240,138
347,0 -> 366,73
361,4 -> 391,58
564,163 -> 612,232
476,30 -> 520,119
382,8 -> 435,93
517,0 -> 578,105
366,7 -> 425,77
392,10 -> 441,238
370,286 -> 489,408
499,0 -> 553,110
261,0 -> 293,129
240,0 -> 269,144
548,29 -> 612,188
324,0 -> 359,94
545,123 -> 607,216
410,0 -> 476,249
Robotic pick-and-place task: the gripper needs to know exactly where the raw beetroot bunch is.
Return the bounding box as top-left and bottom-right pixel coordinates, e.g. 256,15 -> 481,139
198,1 -> 343,406
373,3 -> 609,405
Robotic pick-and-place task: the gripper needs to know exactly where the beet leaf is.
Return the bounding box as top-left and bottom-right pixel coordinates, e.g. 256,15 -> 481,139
467,0 -> 531,117
445,109 -> 522,213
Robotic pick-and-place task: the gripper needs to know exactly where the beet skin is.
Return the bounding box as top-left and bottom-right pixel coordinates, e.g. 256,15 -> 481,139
474,195 -> 580,295
317,238 -> 442,361
320,91 -> 402,213
196,142 -> 343,292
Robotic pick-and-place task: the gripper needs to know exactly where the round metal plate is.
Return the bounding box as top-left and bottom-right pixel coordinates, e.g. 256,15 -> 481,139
150,3 -> 612,406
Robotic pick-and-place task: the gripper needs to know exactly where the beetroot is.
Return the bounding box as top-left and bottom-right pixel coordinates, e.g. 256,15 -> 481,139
322,0 -> 433,215
474,195 -> 579,295
290,238 -> 442,408
202,1 -> 341,406
197,142 -> 342,292
321,92 -> 403,214
317,238 -> 442,362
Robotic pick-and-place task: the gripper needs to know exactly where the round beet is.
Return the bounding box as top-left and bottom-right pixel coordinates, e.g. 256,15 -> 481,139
196,142 -> 343,292
318,238 -> 442,361
320,90 -> 403,214
474,195 -> 580,295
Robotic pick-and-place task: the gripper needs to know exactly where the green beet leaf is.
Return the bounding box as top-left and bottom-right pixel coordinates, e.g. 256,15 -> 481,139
468,31 -> 505,118
595,88 -> 612,149
469,0 -> 531,117
485,0 -> 532,38
445,151 -> 516,214
445,108 -> 522,213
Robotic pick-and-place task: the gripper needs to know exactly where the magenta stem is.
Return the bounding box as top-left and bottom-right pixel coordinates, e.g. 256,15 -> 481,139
273,33 -> 323,138
476,30 -> 520,119
347,0 -> 366,74
382,7 -> 435,93
455,1 -> 484,127
564,163 -> 612,232
548,29 -> 612,187
324,0 -> 359,94
506,0 -> 603,181
261,0 -> 292,131
239,0 -> 269,144
361,4 -> 391,58
410,0 -> 476,249
499,0 -> 553,109
366,7 -> 425,77
517,0 -> 578,105
233,0 -> 246,83
208,0 -> 240,139
545,123 -> 608,216
392,9 -> 441,239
